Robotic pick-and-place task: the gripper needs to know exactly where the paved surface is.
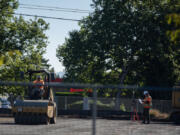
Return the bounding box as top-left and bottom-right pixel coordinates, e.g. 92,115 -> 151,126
0,117 -> 180,135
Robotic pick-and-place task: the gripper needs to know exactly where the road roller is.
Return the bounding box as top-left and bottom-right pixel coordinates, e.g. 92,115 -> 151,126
12,70 -> 57,124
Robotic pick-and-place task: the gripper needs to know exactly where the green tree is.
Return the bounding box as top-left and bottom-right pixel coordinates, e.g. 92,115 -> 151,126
165,2 -> 180,83
0,0 -> 50,96
0,49 -> 50,96
0,0 -> 18,53
57,0 -> 179,98
0,0 -> 49,54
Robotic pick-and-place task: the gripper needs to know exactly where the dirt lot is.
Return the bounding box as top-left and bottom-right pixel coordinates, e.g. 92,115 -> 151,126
0,117 -> 180,135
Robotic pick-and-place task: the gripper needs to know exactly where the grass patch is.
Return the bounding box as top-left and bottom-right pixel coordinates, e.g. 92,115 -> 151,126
68,99 -> 126,111
68,100 -> 111,108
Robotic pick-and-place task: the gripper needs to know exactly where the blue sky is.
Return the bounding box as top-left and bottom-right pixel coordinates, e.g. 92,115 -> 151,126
17,0 -> 93,72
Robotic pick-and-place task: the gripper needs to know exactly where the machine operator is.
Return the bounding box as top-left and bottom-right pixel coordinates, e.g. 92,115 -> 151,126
33,75 -> 45,99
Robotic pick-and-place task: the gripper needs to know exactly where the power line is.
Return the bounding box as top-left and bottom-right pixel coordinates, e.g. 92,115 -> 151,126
19,3 -> 92,12
19,6 -> 90,14
14,13 -> 81,21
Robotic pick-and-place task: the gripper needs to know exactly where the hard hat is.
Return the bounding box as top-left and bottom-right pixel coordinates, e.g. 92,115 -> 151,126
143,91 -> 148,95
37,75 -> 41,79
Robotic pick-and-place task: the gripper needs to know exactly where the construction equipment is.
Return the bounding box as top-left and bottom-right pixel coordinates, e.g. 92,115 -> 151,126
12,70 -> 57,124
170,86 -> 180,124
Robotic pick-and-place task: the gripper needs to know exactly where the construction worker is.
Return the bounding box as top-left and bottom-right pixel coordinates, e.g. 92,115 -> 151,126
142,91 -> 152,124
32,76 -> 45,99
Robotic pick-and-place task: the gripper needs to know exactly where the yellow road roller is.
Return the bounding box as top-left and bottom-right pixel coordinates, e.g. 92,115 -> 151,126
12,70 -> 57,124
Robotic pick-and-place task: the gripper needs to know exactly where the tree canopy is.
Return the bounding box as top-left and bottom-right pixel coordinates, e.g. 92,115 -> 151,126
57,0 -> 180,97
0,0 -> 51,95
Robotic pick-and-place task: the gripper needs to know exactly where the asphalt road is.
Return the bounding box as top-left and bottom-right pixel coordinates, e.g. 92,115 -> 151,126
0,117 -> 180,135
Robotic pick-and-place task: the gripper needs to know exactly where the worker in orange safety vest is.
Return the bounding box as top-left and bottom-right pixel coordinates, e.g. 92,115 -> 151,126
32,75 -> 45,99
142,91 -> 152,124
33,76 -> 44,89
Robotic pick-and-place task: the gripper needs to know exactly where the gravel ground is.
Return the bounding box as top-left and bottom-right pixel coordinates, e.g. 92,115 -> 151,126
0,117 -> 180,135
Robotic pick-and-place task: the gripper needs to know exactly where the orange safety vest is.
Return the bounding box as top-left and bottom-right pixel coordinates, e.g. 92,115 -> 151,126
143,96 -> 152,109
33,80 -> 44,89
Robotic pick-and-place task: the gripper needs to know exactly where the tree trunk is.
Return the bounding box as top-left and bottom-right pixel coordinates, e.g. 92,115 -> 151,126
115,66 -> 129,110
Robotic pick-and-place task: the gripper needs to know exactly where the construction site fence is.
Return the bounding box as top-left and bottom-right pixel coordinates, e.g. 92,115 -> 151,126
0,81 -> 178,135
54,96 -> 172,114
